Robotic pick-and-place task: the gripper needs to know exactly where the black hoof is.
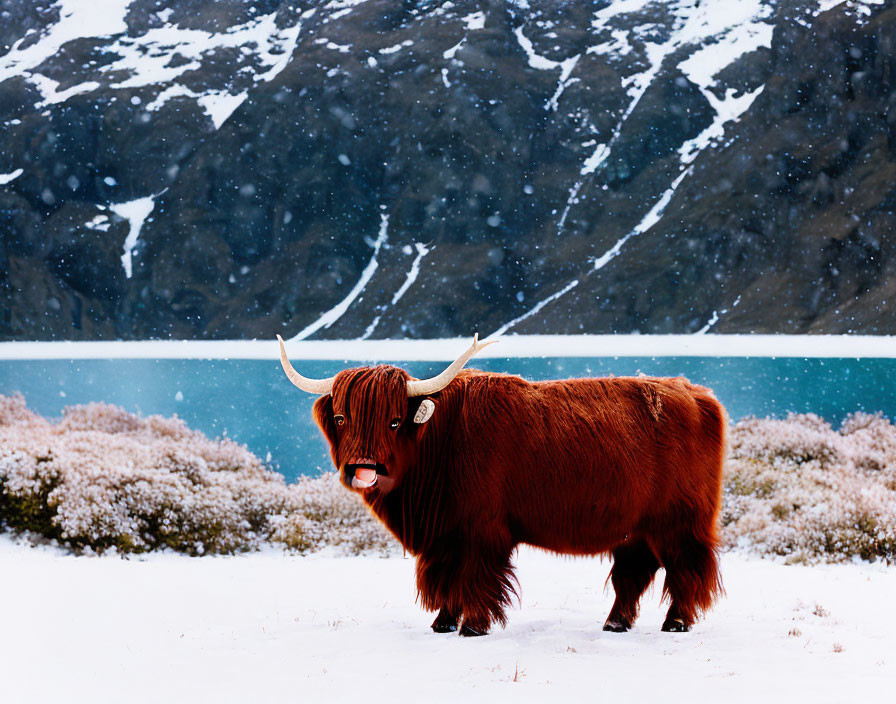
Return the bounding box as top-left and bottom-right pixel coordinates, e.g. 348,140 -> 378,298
602,620 -> 630,633
459,624 -> 488,637
432,623 -> 458,634
661,618 -> 691,633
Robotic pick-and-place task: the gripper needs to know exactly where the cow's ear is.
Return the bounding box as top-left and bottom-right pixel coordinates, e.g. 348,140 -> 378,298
413,398 -> 435,424
312,395 -> 337,445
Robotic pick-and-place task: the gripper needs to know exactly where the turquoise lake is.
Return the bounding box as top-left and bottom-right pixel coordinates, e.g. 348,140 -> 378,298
2,356 -> 894,482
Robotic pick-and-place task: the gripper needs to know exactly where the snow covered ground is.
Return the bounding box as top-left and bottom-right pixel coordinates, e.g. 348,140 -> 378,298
2,538 -> 893,703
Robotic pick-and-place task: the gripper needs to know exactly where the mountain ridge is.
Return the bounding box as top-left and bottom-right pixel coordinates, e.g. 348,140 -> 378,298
1,0 -> 893,340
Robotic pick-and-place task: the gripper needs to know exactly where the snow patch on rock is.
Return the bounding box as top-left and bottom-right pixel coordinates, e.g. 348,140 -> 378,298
0,0 -> 131,104
0,168 -> 24,185
110,195 -> 159,279
0,3 -> 302,129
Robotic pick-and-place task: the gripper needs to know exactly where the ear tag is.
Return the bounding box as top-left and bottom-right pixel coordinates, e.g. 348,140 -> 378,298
413,399 -> 435,424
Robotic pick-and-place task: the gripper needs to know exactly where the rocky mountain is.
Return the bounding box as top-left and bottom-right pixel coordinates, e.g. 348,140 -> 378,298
0,0 -> 893,340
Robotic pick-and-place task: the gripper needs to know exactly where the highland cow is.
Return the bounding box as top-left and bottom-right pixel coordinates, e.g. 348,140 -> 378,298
278,335 -> 726,636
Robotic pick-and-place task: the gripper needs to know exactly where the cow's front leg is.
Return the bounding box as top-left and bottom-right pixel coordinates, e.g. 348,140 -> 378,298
416,541 -> 517,637
431,606 -> 460,633
455,544 -> 518,637
416,552 -> 463,634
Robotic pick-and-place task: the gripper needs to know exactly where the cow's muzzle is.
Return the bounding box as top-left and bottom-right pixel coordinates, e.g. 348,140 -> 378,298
345,457 -> 389,490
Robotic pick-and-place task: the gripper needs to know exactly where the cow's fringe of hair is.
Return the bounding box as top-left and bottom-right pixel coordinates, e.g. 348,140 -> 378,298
360,377 -> 457,556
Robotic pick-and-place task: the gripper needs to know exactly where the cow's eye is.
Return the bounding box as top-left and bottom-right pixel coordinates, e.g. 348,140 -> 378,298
334,414 -> 345,426
389,418 -> 401,430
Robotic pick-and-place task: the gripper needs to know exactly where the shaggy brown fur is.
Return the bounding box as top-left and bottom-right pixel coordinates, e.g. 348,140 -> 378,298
312,368 -> 726,635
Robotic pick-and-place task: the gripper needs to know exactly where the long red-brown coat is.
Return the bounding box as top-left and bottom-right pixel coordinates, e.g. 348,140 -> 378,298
313,367 -> 725,636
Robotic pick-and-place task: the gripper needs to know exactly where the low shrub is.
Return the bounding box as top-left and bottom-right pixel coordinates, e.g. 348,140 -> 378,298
0,394 -> 393,556
722,412 -> 896,563
274,471 -> 394,555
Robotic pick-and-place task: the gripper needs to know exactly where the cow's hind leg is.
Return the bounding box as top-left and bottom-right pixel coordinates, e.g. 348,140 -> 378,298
659,534 -> 722,632
603,539 -> 660,632
431,606 -> 460,633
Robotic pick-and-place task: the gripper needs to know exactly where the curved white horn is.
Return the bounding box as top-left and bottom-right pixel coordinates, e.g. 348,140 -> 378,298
277,335 -> 335,395
407,334 -> 498,397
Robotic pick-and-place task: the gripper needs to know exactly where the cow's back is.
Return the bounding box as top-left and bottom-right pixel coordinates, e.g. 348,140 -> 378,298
456,374 -> 726,555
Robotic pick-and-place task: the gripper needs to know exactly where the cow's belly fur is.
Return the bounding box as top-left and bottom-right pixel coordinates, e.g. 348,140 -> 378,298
505,463 -> 658,555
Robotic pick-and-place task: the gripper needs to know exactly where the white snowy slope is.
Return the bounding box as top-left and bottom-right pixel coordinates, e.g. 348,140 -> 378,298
1,537 -> 893,703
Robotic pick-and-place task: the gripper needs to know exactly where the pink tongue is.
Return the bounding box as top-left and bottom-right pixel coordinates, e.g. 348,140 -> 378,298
355,468 -> 377,484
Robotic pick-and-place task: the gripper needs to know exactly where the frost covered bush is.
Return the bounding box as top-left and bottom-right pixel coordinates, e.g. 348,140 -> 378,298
723,413 -> 896,564
3,394 -> 894,562
0,394 -> 393,556
274,471 -> 393,555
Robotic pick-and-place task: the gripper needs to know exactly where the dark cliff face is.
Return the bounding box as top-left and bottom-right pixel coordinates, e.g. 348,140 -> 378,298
0,0 -> 893,341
